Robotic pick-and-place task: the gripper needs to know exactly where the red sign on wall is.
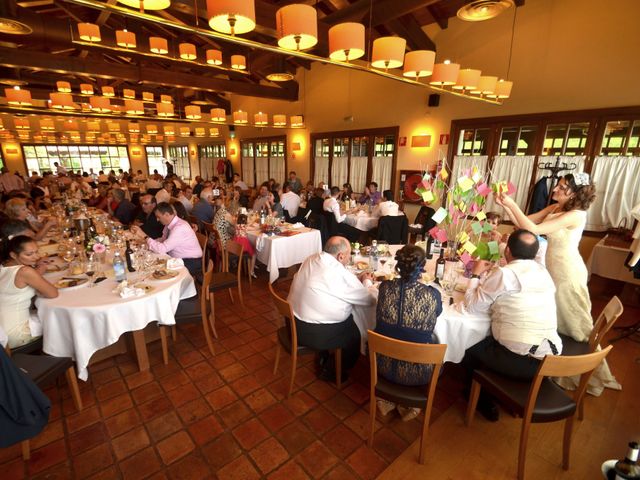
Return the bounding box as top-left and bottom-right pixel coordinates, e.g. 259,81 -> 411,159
439,134 -> 450,145
398,136 -> 407,147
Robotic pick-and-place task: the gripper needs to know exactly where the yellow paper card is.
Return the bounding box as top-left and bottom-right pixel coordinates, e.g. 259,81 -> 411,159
476,211 -> 487,221
457,176 -> 474,192
462,241 -> 477,254
439,169 -> 449,180
458,231 -> 469,243
421,190 -> 434,203
472,171 -> 482,183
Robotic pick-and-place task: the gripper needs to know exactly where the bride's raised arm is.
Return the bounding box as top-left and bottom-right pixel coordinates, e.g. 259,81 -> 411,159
495,193 -> 582,235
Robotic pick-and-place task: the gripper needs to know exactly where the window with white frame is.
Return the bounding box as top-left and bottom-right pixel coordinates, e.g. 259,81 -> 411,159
168,145 -> 190,180
23,144 -> 130,176
145,145 -> 166,176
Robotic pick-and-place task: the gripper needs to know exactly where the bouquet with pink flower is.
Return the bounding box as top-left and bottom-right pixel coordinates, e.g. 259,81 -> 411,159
86,234 -> 110,254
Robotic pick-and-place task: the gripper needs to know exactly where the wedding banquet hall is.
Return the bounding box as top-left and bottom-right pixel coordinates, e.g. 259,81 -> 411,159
0,0 -> 639,479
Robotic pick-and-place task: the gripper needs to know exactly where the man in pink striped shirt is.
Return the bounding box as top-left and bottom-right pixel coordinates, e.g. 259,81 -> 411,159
131,202 -> 202,276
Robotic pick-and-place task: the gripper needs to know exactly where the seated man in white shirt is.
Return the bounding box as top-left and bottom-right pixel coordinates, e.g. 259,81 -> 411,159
461,229 -> 562,421
233,173 -> 249,191
155,181 -> 174,204
280,184 -> 301,219
288,236 -> 376,382
373,190 -> 400,217
323,187 -> 362,242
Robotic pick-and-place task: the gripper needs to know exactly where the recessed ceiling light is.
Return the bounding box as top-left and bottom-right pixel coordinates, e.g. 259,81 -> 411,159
266,72 -> 295,82
457,0 -> 514,22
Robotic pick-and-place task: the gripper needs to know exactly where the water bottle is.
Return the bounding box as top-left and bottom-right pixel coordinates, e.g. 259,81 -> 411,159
370,240 -> 378,272
113,251 -> 127,282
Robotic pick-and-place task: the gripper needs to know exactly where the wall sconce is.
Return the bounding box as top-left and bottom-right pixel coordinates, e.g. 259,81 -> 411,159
292,142 -> 301,151
411,135 -> 432,148
132,149 -> 141,155
229,148 -> 236,155
5,148 -> 18,154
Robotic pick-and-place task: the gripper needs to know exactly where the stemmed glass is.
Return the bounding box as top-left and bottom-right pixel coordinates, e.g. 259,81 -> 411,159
85,258 -> 96,287
440,267 -> 457,299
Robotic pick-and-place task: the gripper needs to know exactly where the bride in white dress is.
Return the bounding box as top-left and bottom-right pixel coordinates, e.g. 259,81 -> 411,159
495,173 -> 620,395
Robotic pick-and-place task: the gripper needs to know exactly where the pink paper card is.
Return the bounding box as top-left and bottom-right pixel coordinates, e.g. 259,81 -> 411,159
460,252 -> 473,265
476,182 -> 491,197
436,229 -> 448,243
507,181 -> 517,195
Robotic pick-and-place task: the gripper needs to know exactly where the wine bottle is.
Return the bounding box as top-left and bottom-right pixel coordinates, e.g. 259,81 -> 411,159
125,240 -> 136,272
609,442 -> 640,479
435,247 -> 445,281
426,236 -> 433,260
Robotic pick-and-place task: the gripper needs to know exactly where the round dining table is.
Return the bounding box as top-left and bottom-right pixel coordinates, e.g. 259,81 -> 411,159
350,245 -> 492,363
38,258 -> 197,381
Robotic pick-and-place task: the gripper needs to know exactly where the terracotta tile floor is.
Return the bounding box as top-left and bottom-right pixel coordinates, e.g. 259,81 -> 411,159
0,275 -> 466,480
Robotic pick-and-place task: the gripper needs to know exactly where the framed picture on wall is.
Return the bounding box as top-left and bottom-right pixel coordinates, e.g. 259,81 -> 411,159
399,169 -> 426,203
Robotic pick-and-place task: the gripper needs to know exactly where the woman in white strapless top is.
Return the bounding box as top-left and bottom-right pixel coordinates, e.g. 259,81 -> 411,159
496,173 -> 620,395
0,235 -> 58,348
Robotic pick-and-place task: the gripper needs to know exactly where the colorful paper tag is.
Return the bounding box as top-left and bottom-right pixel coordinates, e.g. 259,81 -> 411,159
471,222 -> 483,235
488,241 -> 499,255
462,241 -> 477,254
432,207 -> 448,224
457,176 -> 474,192
476,183 -> 492,197
476,211 -> 487,221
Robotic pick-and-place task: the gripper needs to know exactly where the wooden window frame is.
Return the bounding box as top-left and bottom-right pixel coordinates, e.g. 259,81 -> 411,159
240,135 -> 287,187
168,144 -> 191,180
310,126 -> 399,193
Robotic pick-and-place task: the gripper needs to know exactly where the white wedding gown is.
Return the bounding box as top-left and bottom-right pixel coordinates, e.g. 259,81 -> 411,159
545,210 -> 621,396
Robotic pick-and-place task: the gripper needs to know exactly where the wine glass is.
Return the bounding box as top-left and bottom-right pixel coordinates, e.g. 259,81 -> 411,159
85,259 -> 96,287
62,249 -> 74,264
379,255 -> 388,273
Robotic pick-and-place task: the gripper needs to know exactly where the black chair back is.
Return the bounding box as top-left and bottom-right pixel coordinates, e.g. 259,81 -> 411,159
377,215 -> 409,244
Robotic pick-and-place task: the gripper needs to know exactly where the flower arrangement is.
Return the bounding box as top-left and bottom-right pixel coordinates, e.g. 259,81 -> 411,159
416,165 -> 516,265
86,234 -> 109,254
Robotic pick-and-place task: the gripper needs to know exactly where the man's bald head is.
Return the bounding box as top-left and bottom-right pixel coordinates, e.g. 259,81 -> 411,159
324,236 -> 350,262
506,229 -> 539,261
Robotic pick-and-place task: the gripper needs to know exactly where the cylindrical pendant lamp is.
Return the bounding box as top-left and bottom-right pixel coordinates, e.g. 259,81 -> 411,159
56,81 -> 72,93
128,122 -> 140,133
328,22 -> 365,61
5,87 -> 32,106
210,108 -> 226,122
403,50 -> 435,78
40,119 -> 55,131
453,68 -> 481,90
117,0 -> 170,10
101,86 -> 115,97
254,112 -> 268,126
146,124 -> 158,134
195,127 -> 206,137
164,125 -> 175,135
116,30 -> 136,48
149,36 -> 168,54
185,105 -> 202,119
209,127 -> 219,137
50,92 -> 76,109
123,88 -> 135,99
142,92 -> 154,102
207,0 -> 256,35
273,114 -> 286,127
206,49 -> 223,65
290,115 -> 304,127
471,75 -> 497,95
80,83 -> 94,95
77,23 -> 101,42
179,126 -> 190,137
179,43 -> 197,60
429,60 -> 460,86
371,37 -> 406,69
14,118 -> 30,130
276,4 -> 318,51
488,79 -> 513,99
233,110 -> 248,124
87,121 -> 100,132
124,99 -> 144,114
156,103 -> 175,117
230,55 -> 246,70
89,96 -> 111,112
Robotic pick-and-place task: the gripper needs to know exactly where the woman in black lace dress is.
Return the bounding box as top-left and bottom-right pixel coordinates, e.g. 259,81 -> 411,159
374,245 -> 442,421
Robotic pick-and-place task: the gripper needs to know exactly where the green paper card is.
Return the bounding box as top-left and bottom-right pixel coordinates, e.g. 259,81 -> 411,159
482,222 -> 493,233
488,241 -> 499,255
471,222 -> 483,235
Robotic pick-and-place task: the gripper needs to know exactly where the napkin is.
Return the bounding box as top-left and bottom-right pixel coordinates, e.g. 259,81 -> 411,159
113,281 -> 145,298
255,234 -> 265,252
409,223 -> 423,229
166,258 -> 184,270
290,222 -> 304,229
356,210 -> 366,217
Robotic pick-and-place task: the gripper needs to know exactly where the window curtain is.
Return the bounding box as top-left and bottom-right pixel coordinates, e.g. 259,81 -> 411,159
349,156 -> 367,193
242,156 -> 254,187
450,155 -> 489,184
331,156 -> 349,188
371,156 -> 392,191
269,156 -> 286,185
255,157 -> 269,186
199,156 -> 213,181
586,156 -> 640,231
314,156 -> 329,186
484,156 -> 536,215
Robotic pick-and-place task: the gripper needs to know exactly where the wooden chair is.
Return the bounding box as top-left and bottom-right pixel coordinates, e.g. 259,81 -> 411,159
201,221 -> 222,272
268,282 -> 342,396
559,295 -> 623,419
6,345 -> 83,460
367,330 -> 447,464
160,261 -> 216,363
223,239 -> 246,304
465,346 -> 613,480
188,214 -> 202,233
195,231 -> 207,275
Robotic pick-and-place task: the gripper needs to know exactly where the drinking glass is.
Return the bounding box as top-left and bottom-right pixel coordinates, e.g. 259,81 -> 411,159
85,260 -> 96,287
441,268 -> 457,298
62,249 -> 74,264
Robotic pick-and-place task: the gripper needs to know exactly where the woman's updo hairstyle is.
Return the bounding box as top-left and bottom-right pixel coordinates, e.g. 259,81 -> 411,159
394,245 -> 426,282
2,234 -> 34,262
563,173 -> 596,211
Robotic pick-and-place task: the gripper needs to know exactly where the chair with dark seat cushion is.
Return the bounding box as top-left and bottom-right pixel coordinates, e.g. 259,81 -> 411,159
367,330 -> 446,464
323,211 -> 361,243
268,283 -> 342,396
377,215 -> 409,244
160,264 -> 215,363
10,351 -> 83,459
558,295 -> 622,419
307,212 -> 328,245
465,346 -> 613,480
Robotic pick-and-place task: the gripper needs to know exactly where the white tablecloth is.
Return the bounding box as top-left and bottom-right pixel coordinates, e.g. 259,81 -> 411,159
37,266 -> 197,380
246,227 -> 322,283
587,236 -> 640,285
351,247 -> 491,362
345,211 -> 379,231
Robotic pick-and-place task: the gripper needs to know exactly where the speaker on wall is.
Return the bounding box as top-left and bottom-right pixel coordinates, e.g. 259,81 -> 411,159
428,94 -> 440,107
229,125 -> 236,138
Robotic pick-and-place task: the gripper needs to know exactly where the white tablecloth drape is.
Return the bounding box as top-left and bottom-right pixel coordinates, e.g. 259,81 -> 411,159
587,237 -> 640,286
346,211 -> 379,232
351,249 -> 491,362
246,227 -> 322,283
37,267 -> 197,380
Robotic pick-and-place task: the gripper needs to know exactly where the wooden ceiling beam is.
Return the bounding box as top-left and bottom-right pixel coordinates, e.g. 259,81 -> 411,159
0,46 -> 298,100
387,15 -> 436,51
321,0 -> 441,26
